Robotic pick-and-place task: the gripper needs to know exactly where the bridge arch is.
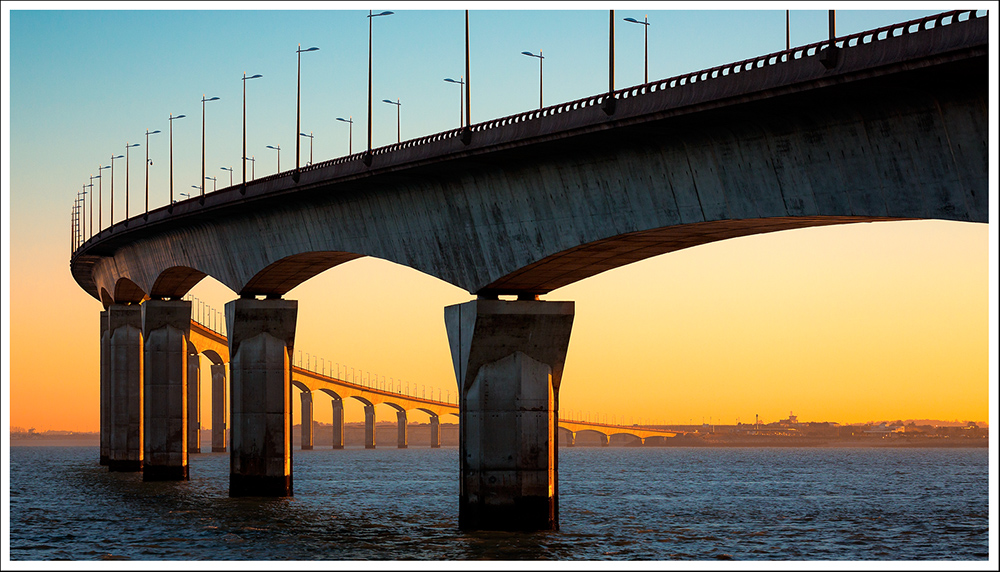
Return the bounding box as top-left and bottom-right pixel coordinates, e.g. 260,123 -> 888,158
241,251 -> 364,297
113,276 -> 146,304
150,265 -> 207,300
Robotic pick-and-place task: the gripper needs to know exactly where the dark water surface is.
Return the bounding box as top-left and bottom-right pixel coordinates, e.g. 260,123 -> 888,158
8,446 -> 989,561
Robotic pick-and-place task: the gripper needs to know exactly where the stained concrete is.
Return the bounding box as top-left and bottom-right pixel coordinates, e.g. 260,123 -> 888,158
396,410 -> 408,449
300,391 -> 313,450
108,304 -> 143,472
446,298 -> 574,531
364,404 -> 376,449
100,310 -> 110,465
429,414 -> 440,449
331,397 -> 344,449
211,363 -> 228,452
187,347 -> 201,454
226,298 -> 297,497
142,300 -> 191,481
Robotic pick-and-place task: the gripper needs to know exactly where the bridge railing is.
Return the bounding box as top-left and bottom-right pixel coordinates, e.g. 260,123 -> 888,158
71,9 -> 987,255
291,349 -> 459,407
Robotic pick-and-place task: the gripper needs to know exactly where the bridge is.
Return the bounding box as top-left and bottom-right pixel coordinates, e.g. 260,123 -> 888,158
177,297 -> 682,451
73,11 -> 988,531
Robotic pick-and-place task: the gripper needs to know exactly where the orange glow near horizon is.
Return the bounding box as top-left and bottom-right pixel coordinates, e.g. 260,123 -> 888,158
7,219 -> 991,432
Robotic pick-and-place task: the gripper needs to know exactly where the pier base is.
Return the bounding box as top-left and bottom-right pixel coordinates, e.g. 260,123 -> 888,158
227,298 -> 297,497
445,298 -> 573,531
142,300 -> 191,481
211,363 -> 228,452
331,397 -> 344,449
108,304 -> 144,472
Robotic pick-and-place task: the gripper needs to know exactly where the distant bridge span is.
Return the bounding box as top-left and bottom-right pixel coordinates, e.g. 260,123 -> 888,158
81,11 -> 988,530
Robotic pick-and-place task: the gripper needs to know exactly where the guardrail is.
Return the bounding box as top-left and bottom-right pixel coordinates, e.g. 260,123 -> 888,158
71,9 -> 986,254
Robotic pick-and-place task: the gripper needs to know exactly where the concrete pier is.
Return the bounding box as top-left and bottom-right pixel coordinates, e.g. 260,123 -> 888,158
445,298 -> 574,531
108,304 -> 144,472
187,346 -> 201,454
142,300 -> 191,481
226,298 -> 297,497
364,404 -> 376,449
396,410 -> 408,449
300,391 -> 314,450
429,414 -> 441,449
331,397 -> 344,449
99,310 -> 110,465
211,363 -> 228,452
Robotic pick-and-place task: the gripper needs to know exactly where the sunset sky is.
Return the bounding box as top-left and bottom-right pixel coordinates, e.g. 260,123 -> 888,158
3,4 -> 996,433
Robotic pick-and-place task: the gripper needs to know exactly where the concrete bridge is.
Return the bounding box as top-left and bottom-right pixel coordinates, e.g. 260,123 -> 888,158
74,10 -> 988,530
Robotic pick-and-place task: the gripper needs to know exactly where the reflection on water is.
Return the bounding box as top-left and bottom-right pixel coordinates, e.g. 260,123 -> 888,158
9,446 -> 988,560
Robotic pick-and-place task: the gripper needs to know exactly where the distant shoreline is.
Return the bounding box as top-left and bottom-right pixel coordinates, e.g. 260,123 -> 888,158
10,435 -> 988,448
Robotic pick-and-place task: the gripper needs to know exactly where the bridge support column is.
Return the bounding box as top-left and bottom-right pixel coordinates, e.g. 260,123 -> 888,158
331,397 -> 344,449
364,404 -> 376,449
429,414 -> 440,449
226,298 -> 297,497
108,304 -> 143,472
187,348 -> 201,454
300,391 -> 313,450
565,431 -> 575,447
142,300 -> 192,481
99,310 -> 110,465
445,298 -> 574,531
211,363 -> 228,452
599,434 -> 609,447
396,410 -> 408,449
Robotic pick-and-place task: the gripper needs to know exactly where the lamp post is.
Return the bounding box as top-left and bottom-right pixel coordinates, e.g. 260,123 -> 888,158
786,10 -> 790,51
366,10 -> 394,164
623,15 -> 650,84
168,113 -> 186,210
220,166 -> 234,187
382,98 -> 401,143
266,144 -> 280,173
242,72 -> 263,189
124,142 -> 139,224
201,95 -> 220,202
246,155 -> 255,180
521,49 -> 544,109
97,164 -> 110,232
190,185 -> 201,196
465,10 -> 471,135
299,131 -> 314,165
295,44 -> 319,180
336,117 -> 353,154
79,185 -> 88,240
205,176 -> 217,192
443,77 -> 464,128
109,153 -> 123,226
144,129 -> 160,219
87,174 -> 98,238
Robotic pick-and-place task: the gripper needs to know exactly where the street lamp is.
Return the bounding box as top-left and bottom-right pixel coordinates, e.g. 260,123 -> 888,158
242,72 -> 263,190
144,129 -> 161,219
521,49 -> 544,109
295,44 -> 319,180
266,144 -> 280,173
623,15 -> 650,84
109,153 -> 124,226
124,142 -> 139,224
244,155 -> 255,180
79,185 -> 88,240
168,113 -> 186,210
87,174 -> 98,238
443,77 -> 464,128
336,117 -> 353,154
366,10 -> 394,165
205,176 -> 217,192
190,185 -> 201,196
382,98 -> 400,143
299,131 -> 314,165
201,95 -> 220,203
220,166 -> 234,187
97,164 -> 110,232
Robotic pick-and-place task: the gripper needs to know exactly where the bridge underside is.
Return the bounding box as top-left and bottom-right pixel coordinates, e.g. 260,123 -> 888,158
74,45 -> 986,304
